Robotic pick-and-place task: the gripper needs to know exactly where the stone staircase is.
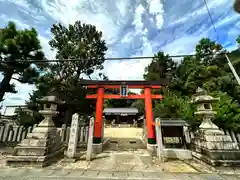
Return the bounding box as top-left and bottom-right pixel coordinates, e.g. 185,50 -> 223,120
103,127 -> 146,151
103,137 -> 146,151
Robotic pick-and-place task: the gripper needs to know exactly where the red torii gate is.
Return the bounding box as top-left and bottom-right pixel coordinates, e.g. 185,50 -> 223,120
80,79 -> 167,146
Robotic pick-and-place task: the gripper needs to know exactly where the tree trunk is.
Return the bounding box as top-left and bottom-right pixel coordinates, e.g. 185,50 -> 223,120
0,71 -> 14,102
64,108 -> 73,126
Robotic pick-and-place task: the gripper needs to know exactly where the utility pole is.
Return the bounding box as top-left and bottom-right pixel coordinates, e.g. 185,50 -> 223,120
225,54 -> 240,86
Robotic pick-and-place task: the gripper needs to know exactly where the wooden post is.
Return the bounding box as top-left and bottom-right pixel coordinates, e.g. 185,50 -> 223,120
86,117 -> 95,161
155,118 -> 164,161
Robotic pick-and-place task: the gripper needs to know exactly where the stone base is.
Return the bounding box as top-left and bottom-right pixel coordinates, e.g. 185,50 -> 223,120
147,143 -> 157,154
6,146 -> 64,167
62,157 -> 78,163
92,143 -> 103,154
191,120 -> 240,167
163,149 -> 192,160
192,151 -> 240,167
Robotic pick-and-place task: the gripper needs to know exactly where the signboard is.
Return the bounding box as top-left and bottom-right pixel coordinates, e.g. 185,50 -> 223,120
120,85 -> 128,97
120,113 -> 128,116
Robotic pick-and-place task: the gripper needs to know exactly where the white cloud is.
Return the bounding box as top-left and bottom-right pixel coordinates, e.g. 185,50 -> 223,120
2,79 -> 35,107
148,0 -> 164,29
0,14 -> 30,29
133,4 -> 145,32
38,36 -> 56,60
161,35 -> 200,55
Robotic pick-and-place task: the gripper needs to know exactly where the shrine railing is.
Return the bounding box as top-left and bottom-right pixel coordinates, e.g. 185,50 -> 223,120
0,124 -> 89,148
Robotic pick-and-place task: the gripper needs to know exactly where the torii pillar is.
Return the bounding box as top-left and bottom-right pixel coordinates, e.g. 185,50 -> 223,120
92,87 -> 104,154
144,87 -> 156,145
93,87 -> 104,144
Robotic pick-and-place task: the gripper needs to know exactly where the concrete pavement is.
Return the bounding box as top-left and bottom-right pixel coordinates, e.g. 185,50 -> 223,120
0,167 -> 239,180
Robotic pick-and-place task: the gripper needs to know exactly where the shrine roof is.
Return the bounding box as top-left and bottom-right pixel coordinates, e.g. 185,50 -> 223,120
103,108 -> 138,115
160,119 -> 190,127
79,79 -> 168,86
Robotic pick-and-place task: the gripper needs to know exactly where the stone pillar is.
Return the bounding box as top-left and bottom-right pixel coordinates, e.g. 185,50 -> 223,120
65,113 -> 80,162
155,118 -> 164,161
102,116 -> 105,142
183,126 -> 191,145
6,96 -> 65,167
86,117 -> 94,161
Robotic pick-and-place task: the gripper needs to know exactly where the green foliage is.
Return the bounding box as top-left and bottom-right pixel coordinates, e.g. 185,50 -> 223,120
131,99 -> 145,114
143,37 -> 240,131
144,52 -> 177,81
153,91 -> 194,121
27,21 -> 108,125
0,21 -> 46,102
212,92 -> 240,131
16,110 -> 43,127
49,21 -> 107,76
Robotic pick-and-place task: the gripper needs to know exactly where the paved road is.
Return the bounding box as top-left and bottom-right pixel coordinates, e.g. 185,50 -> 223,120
0,168 -> 239,180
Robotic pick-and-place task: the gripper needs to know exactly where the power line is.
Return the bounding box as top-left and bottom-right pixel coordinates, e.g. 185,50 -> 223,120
0,53 -> 228,63
203,0 -> 240,86
203,0 -> 219,41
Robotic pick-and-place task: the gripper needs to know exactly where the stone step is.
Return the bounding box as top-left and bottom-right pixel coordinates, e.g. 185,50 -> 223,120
14,146 -> 48,156
103,138 -> 146,151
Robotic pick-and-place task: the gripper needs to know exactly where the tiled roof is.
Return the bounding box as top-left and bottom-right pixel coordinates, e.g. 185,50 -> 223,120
103,108 -> 138,115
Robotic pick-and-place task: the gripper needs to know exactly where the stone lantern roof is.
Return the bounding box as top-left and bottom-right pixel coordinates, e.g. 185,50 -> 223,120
37,95 -> 65,104
191,87 -> 219,104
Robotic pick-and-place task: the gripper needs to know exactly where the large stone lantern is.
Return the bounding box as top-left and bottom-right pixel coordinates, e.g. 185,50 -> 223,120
192,87 -> 220,133
6,95 -> 65,167
191,87 -> 240,166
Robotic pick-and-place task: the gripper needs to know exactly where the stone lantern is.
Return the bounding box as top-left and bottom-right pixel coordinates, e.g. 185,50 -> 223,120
6,95 -> 65,167
191,87 -> 240,166
192,87 -> 220,132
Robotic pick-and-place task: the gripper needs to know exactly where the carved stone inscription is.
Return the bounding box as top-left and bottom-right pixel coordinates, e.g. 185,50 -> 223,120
66,113 -> 80,158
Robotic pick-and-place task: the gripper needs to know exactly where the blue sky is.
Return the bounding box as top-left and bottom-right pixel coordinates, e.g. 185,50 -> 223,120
0,0 -> 240,108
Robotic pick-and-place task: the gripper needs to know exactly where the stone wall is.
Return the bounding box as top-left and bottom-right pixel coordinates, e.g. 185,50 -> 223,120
0,124 -> 89,148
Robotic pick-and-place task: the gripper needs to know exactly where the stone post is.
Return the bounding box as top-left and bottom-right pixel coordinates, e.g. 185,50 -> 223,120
86,117 -> 94,161
155,118 -> 164,161
102,116 -> 105,141
65,113 -> 80,162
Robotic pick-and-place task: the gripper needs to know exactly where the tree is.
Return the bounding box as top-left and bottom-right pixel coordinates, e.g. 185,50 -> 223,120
144,52 -> 177,81
212,92 -> 240,131
27,21 -> 108,125
153,91 -> 194,121
49,21 -> 107,80
0,21 -> 46,102
131,99 -> 145,114
143,38 -> 240,131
